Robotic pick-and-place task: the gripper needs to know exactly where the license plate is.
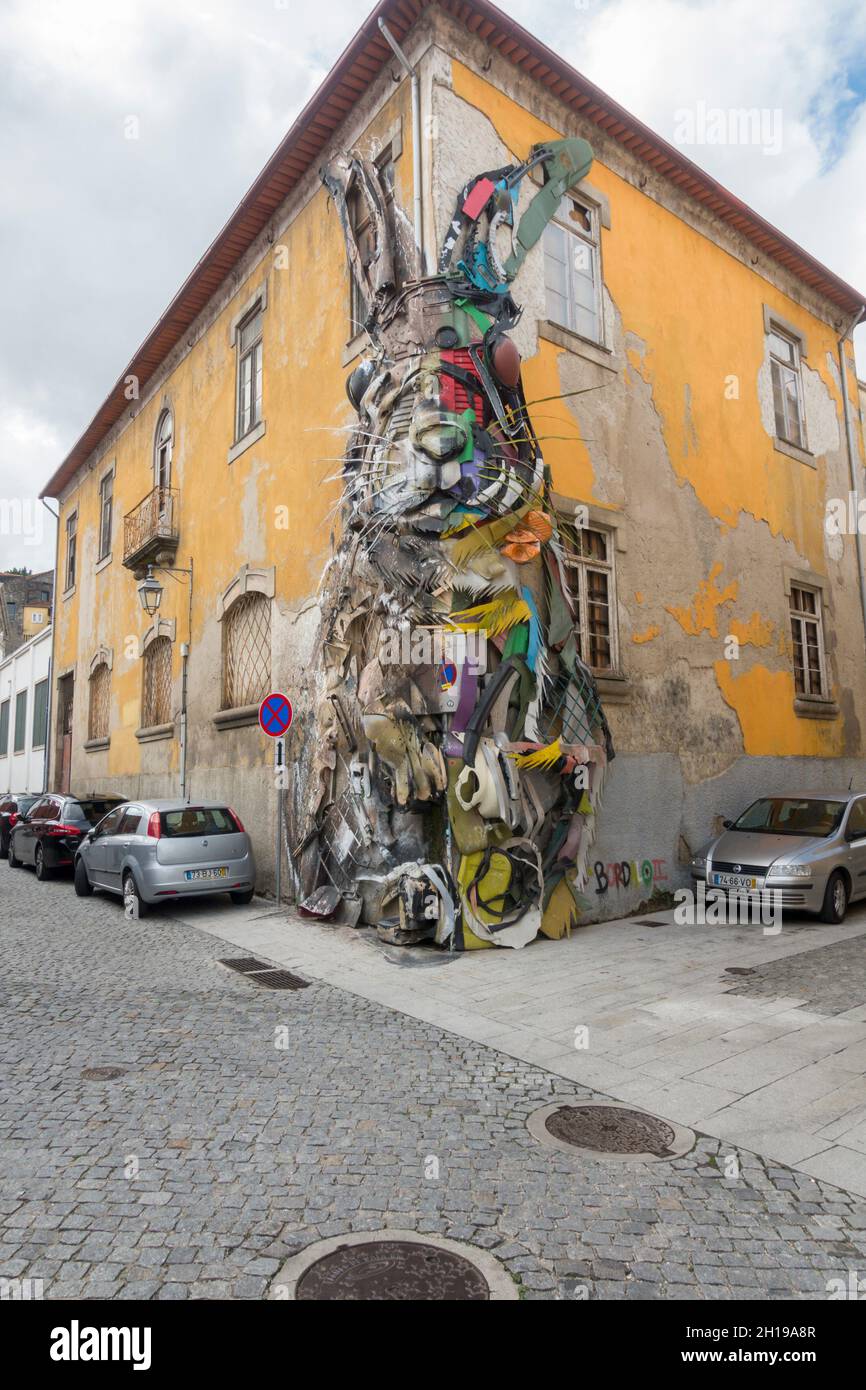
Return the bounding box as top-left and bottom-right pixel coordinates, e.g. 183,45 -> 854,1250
711,872 -> 757,890
185,867 -> 228,880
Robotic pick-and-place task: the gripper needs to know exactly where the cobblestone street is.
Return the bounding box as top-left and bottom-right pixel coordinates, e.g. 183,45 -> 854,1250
3,865 -> 866,1301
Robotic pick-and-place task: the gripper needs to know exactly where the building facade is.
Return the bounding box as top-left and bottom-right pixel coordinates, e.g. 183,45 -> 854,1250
41,0 -> 866,915
0,570 -> 53,661
0,624 -> 52,796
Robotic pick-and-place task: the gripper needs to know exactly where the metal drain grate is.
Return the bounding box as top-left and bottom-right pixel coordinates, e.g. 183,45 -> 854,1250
295,1240 -> 489,1300
632,919 -> 667,928
725,966 -> 756,976
80,1066 -> 126,1081
546,1104 -> 677,1157
219,958 -> 309,990
250,970 -> 310,991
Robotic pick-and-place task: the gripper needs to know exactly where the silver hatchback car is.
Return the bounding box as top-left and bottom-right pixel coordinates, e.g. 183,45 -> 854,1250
74,800 -> 256,916
691,791 -> 866,924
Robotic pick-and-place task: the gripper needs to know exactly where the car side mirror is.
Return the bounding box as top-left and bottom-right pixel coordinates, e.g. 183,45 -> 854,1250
722,819 -> 733,829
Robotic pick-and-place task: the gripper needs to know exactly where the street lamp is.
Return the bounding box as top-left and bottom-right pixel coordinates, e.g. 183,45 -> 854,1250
136,565 -> 163,616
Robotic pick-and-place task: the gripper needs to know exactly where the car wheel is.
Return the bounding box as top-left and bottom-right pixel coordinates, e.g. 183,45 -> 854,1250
820,869 -> 848,924
35,845 -> 52,881
74,857 -> 93,897
230,887 -> 255,906
123,870 -> 148,919
8,839 -> 21,868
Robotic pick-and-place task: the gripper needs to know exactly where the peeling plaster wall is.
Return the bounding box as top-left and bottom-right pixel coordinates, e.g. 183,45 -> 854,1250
428,14 -> 866,920
48,7 -> 866,917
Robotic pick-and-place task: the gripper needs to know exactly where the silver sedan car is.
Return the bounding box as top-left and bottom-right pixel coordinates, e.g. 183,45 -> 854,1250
74,800 -> 256,916
690,791 -> 866,924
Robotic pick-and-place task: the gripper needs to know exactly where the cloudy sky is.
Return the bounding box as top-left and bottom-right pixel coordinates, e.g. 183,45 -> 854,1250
2,0 -> 865,571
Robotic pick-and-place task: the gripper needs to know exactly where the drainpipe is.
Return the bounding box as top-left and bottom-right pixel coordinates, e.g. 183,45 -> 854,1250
41,497 -> 59,792
179,557 -> 193,801
838,308 -> 866,651
378,18 -> 427,275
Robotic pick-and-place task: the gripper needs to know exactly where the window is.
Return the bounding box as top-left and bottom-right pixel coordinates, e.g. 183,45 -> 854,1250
88,662 -> 111,741
236,304 -> 263,440
117,809 -> 143,836
846,798 -> 866,841
142,636 -> 172,728
154,410 -> 172,491
768,326 -> 806,448
544,193 -> 602,343
32,679 -> 48,748
94,806 -> 125,837
13,690 -> 27,753
65,511 -> 77,591
31,610 -> 45,625
789,585 -> 827,697
98,471 -> 113,560
560,522 -> 617,672
222,591 -> 271,709
160,806 -> 240,837
0,699 -> 9,755
348,152 -> 394,337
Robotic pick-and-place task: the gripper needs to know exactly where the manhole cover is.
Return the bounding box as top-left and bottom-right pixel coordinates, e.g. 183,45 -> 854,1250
80,1066 -> 126,1081
547,1104 -> 677,1156
296,1240 -> 489,1300
527,1099 -> 695,1163
270,1230 -> 518,1300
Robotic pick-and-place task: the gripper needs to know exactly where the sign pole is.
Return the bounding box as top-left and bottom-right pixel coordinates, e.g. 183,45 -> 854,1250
258,693 -> 294,910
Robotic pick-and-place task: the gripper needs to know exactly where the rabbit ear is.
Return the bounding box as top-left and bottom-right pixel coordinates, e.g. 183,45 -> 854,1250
321,156 -> 395,319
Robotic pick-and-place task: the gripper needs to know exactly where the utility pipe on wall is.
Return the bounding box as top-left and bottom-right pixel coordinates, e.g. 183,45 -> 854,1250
838,308 -> 866,653
378,19 -> 428,275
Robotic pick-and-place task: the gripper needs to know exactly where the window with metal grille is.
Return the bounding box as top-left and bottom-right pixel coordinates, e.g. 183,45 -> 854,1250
13,690 -> 27,753
88,662 -> 111,741
559,521 -> 617,673
222,592 -> 271,709
236,305 -> 263,440
790,585 -> 827,697
142,637 -> 173,728
543,193 -> 602,344
348,151 -> 394,337
32,679 -> 48,748
768,326 -> 806,448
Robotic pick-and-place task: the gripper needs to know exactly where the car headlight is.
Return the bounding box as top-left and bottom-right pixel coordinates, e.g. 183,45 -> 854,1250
766,860 -> 812,879
690,854 -> 707,871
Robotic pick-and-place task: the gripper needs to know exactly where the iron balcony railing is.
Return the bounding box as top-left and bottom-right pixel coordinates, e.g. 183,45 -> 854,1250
123,486 -> 179,568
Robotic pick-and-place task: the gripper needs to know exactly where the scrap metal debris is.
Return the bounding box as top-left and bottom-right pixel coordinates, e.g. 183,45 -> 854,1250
301,138 -> 614,951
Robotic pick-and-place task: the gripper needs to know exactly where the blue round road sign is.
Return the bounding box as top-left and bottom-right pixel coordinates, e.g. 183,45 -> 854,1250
259,692 -> 293,737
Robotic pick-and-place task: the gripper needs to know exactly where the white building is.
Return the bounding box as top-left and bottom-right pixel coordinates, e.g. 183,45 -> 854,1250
0,625 -> 52,795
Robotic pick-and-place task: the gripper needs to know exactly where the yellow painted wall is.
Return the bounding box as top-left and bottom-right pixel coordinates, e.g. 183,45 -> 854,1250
450,58 -> 862,762
53,88 -> 412,786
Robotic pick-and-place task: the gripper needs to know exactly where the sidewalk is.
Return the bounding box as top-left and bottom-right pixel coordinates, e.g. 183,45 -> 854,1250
176,896 -> 866,1197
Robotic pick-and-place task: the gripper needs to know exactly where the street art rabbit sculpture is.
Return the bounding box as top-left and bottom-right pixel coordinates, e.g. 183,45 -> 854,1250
299,137 -> 614,950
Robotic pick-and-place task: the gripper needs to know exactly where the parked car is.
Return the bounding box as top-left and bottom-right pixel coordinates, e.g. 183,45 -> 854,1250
7,793 -> 127,880
73,800 -> 256,915
690,791 -> 866,923
0,794 -> 40,858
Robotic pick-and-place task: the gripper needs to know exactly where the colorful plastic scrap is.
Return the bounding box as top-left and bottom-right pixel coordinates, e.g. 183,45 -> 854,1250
299,138 -> 613,951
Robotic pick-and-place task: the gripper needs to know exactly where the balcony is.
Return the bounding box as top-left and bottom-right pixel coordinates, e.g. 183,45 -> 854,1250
123,486 -> 179,572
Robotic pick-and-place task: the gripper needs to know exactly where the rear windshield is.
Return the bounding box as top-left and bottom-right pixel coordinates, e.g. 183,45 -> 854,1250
69,799 -> 126,825
159,807 -> 240,837
732,798 -> 846,838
